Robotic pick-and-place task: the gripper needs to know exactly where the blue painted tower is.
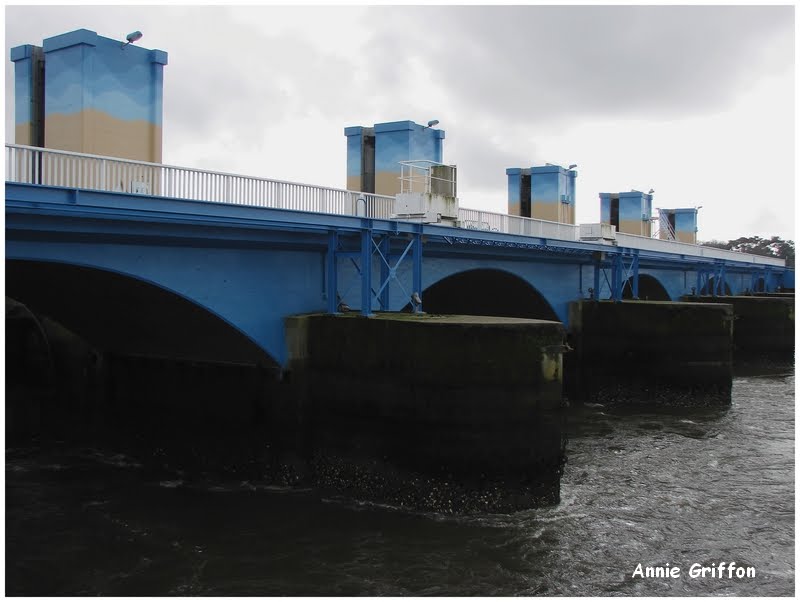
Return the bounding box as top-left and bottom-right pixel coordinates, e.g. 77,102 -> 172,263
658,207 -> 698,243
599,190 -> 653,237
345,120 -> 445,196
506,164 -> 577,224
11,28 -> 168,162
10,44 -> 45,147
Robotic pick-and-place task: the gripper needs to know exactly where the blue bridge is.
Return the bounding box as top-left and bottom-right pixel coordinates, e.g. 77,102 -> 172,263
5,144 -> 790,370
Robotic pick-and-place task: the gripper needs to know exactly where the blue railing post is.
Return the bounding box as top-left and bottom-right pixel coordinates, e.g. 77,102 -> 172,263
326,230 -> 338,314
360,225 -> 373,316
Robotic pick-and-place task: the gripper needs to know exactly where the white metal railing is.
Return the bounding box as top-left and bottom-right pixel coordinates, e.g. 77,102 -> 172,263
4,144 -> 786,267
616,233 -> 785,266
457,207 -> 580,241
5,144 -> 395,219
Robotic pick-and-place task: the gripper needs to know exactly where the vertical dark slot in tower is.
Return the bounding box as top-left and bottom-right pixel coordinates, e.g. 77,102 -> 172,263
520,173 -> 531,218
610,196 -> 620,229
361,132 -> 375,194
31,46 -> 45,149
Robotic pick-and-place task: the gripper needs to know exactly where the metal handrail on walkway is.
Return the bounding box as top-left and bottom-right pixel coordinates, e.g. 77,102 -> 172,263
615,233 -> 784,266
3,144 -> 786,267
4,143 -> 395,219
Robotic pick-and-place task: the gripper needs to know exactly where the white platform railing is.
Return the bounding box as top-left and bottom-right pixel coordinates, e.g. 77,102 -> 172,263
4,144 -> 786,267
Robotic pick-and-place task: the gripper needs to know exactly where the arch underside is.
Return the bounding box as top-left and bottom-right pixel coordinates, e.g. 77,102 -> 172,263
6,260 -> 278,367
420,268 -> 560,321
623,274 -> 671,301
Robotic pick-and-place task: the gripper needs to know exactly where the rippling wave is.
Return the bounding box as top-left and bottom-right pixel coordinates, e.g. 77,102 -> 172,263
5,370 -> 794,595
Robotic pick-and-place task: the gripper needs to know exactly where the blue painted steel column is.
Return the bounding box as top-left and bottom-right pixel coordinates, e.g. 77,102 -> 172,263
360,226 -> 373,316
631,252 -> 640,299
413,227 -> 423,313
593,256 -> 601,300
326,230 -> 338,313
718,264 -> 726,296
612,252 -> 623,302
379,235 -> 390,310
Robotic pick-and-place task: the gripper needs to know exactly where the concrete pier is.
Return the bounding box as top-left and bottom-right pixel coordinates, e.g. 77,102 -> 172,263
566,300 -> 734,406
682,295 -> 794,362
283,313 -> 567,513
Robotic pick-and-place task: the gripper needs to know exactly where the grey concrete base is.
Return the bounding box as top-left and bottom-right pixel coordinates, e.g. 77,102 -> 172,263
283,313 -> 567,513
682,295 -> 794,362
566,300 -> 734,406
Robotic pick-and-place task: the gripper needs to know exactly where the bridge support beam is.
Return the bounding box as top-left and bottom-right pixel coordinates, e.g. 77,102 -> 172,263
566,300 -> 735,406
284,313 -> 567,513
326,231 -> 338,314
412,228 -> 423,313
591,249 -> 640,301
342,225 -> 424,314
360,228 -> 373,316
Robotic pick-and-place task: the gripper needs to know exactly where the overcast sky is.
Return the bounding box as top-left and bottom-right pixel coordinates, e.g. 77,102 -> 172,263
4,4 -> 795,241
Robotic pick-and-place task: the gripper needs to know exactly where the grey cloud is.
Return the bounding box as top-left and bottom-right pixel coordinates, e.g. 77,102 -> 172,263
446,125 -> 539,193
361,5 -> 793,127
160,9 -> 374,155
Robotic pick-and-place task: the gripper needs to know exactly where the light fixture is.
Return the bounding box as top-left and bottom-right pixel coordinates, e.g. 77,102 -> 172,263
122,31 -> 143,48
426,119 -> 439,128
568,164 -> 578,170
648,188 -> 655,194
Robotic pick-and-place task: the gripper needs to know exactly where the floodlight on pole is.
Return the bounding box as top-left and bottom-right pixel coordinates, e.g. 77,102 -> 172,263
122,31 -> 143,48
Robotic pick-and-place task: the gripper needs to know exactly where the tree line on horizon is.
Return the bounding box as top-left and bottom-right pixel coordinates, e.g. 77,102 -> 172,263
701,236 -> 795,267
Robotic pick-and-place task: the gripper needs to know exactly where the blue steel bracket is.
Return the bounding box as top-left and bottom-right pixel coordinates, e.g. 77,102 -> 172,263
615,250 -> 640,301
696,261 -> 727,296
763,266 -> 774,293
412,227 -> 423,313
360,227 -> 373,316
747,266 -> 773,293
346,226 -> 424,316
371,227 -> 424,314
326,230 -> 339,313
591,249 -> 639,301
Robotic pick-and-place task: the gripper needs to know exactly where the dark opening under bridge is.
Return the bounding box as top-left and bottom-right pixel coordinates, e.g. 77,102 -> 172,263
6,144 -> 790,370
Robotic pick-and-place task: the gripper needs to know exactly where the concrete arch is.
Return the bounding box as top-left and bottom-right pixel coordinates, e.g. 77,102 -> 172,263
419,268 -> 560,321
6,259 -> 280,368
622,274 -> 671,301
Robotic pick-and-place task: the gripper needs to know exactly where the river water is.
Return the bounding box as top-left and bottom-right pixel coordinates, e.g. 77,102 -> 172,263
5,368 -> 795,596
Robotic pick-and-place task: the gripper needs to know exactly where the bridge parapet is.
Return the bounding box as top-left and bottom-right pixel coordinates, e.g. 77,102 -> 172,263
6,143 -> 395,219
5,143 -> 785,269
616,232 -> 785,266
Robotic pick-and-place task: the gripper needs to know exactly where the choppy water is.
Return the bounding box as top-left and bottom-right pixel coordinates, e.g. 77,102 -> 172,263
5,369 -> 795,596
